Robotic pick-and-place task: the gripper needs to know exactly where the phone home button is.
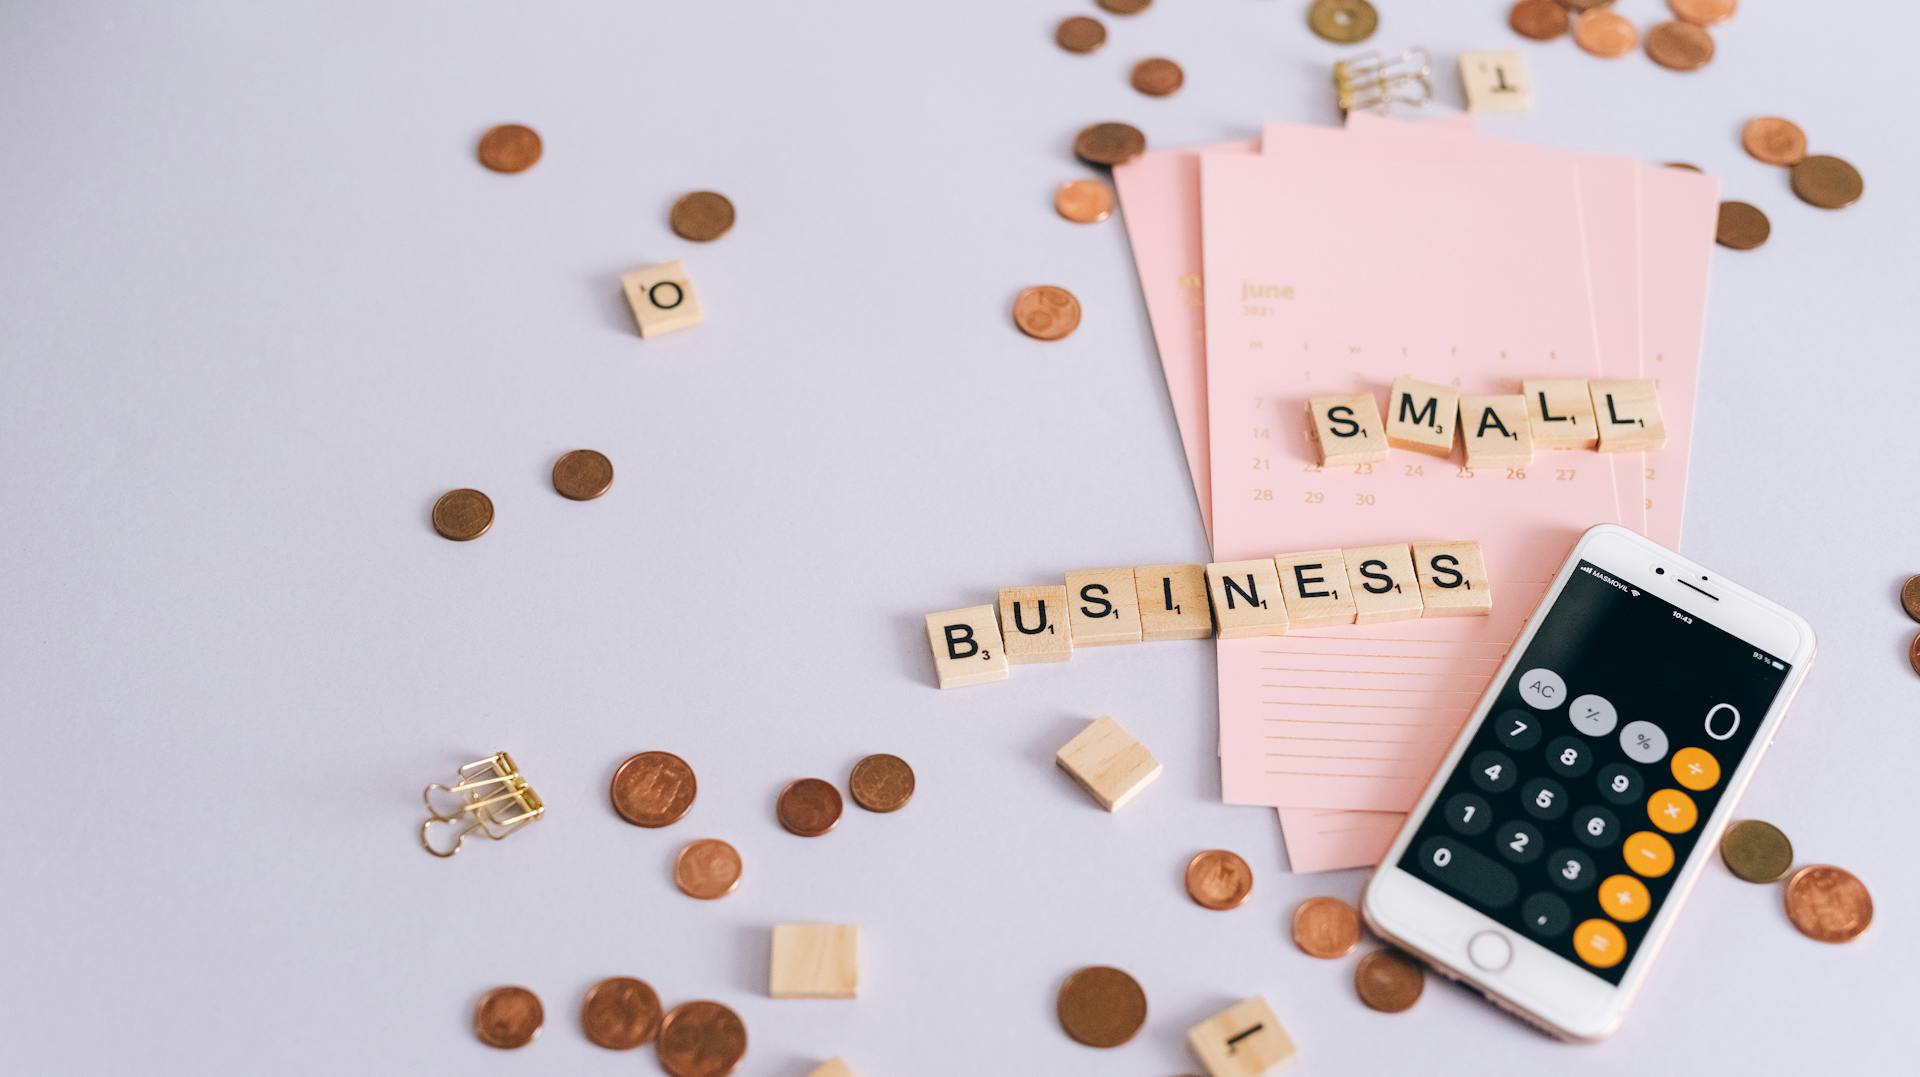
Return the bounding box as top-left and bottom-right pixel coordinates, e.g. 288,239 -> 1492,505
1469,930 -> 1513,972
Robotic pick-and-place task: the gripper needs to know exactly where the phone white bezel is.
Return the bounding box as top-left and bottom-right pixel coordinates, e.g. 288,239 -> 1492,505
1362,524 -> 1816,1041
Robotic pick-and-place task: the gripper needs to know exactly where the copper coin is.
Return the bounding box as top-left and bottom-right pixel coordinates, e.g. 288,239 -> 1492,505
656,1000 -> 748,1077
673,838 -> 743,899
1910,630 -> 1920,678
474,985 -> 544,1049
581,976 -> 662,1050
1645,20 -> 1713,70
1184,850 -> 1254,910
848,753 -> 916,813
1560,0 -> 1612,11
1719,819 -> 1794,884
1098,0 -> 1151,14
1669,0 -> 1736,25
1131,58 -> 1184,97
1665,161 -> 1703,172
1013,285 -> 1082,341
1509,0 -> 1570,41
1056,965 -> 1147,1048
1742,117 -> 1807,166
1715,201 -> 1770,250
1573,9 -> 1637,58
552,449 -> 614,501
477,124 -> 542,173
1291,895 -> 1362,959
1055,179 -> 1114,224
1073,122 -> 1147,167
1307,0 -> 1378,45
670,191 -> 735,242
1790,155 -> 1864,209
611,751 -> 698,828
1900,575 -> 1920,622
777,777 -> 843,836
1055,15 -> 1107,53
1353,949 -> 1424,1013
432,488 -> 494,541
1784,865 -> 1873,943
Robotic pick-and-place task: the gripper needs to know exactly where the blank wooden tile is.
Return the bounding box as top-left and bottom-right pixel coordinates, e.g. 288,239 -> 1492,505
1055,715 -> 1162,811
1188,995 -> 1296,1077
1385,376 -> 1460,457
998,585 -> 1073,664
1413,540 -> 1493,617
1589,378 -> 1667,452
1524,378 -> 1598,450
1064,567 -> 1143,646
1272,549 -> 1357,628
1134,563 -> 1213,641
1206,559 -> 1290,639
1305,392 -> 1389,466
806,1059 -> 857,1077
770,923 -> 858,999
620,260 -> 704,338
1342,544 -> 1424,624
1460,50 -> 1532,114
1459,393 -> 1535,468
924,605 -> 1009,689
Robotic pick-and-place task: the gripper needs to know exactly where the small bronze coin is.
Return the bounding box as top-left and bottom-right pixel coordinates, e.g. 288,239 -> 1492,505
1013,285 -> 1082,341
1715,201 -> 1770,250
848,753 -> 916,813
477,124 -> 542,173
1910,631 -> 1920,678
1560,0 -> 1613,11
1307,0 -> 1378,45
1645,20 -> 1714,70
1784,864 -> 1873,943
656,1000 -> 748,1077
670,191 -> 735,242
1900,575 -> 1920,622
1354,949 -> 1425,1013
1669,0 -> 1736,25
1291,895 -> 1362,959
1184,849 -> 1254,910
1055,179 -> 1114,224
432,488 -> 494,541
1573,8 -> 1637,58
1509,0 -> 1570,41
611,751 -> 698,828
552,449 -> 614,501
674,838 -> 743,899
1097,0 -> 1151,14
581,976 -> 662,1050
776,777 -> 843,836
1056,15 -> 1107,53
1056,965 -> 1148,1048
1719,819 -> 1794,883
1665,161 -> 1703,172
1073,122 -> 1147,168
474,985 -> 544,1049
1790,155 -> 1864,209
1131,58 -> 1185,97
1741,116 -> 1808,166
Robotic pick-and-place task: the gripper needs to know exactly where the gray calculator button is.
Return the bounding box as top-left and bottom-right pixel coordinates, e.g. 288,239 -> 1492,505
1568,693 -> 1617,737
1517,668 -> 1566,710
1620,720 -> 1669,764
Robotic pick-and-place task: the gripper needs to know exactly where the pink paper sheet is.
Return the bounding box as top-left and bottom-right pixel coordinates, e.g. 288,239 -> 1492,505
1637,165 -> 1718,547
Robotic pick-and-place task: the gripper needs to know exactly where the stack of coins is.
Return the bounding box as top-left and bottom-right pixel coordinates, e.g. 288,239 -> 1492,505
1719,819 -> 1874,943
1510,0 -> 1733,72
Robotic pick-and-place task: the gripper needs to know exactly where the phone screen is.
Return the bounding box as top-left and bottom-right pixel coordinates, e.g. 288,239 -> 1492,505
1396,560 -> 1792,984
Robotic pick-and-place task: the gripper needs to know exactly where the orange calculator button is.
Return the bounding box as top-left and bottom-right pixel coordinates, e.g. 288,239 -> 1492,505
1623,831 -> 1675,877
1597,874 -> 1652,922
1573,918 -> 1628,969
1647,788 -> 1698,834
1670,747 -> 1720,791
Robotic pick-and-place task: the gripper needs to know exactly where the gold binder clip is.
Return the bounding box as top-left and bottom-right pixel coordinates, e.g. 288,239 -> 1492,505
1334,47 -> 1433,116
420,752 -> 545,858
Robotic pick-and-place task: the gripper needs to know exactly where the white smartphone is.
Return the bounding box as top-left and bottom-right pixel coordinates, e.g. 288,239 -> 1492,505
1363,524 -> 1816,1041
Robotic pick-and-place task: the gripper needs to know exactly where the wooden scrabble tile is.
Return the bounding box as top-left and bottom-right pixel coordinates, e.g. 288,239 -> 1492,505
1055,715 -> 1162,811
1305,392 -> 1389,467
1064,568 -> 1143,646
1206,559 -> 1290,639
620,260 -> 704,338
770,923 -> 859,999
1524,378 -> 1598,450
998,585 -> 1073,664
1460,50 -> 1532,114
806,1060 -> 857,1077
1413,540 -> 1493,617
1589,378 -> 1667,452
1272,549 -> 1357,629
1134,564 -> 1212,641
1385,376 -> 1460,457
924,605 -> 1009,689
1187,995 -> 1296,1077
1459,393 -> 1535,468
1342,544 -> 1425,624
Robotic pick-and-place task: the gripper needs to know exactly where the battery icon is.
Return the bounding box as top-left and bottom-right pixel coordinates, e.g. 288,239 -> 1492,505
1771,660 -> 1785,670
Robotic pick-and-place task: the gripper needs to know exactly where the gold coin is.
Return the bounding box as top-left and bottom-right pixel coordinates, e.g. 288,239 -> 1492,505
1509,0 -> 1570,41
1098,0 -> 1151,14
477,124 -> 542,173
1073,121 -> 1147,167
1291,895 -> 1361,959
432,488 -> 494,541
1719,819 -> 1794,883
1308,0 -> 1378,45
581,976 -> 662,1050
1715,201 -> 1770,251
849,753 -> 916,813
1184,850 -> 1254,910
1055,179 -> 1114,224
1790,155 -> 1864,210
1573,9 -> 1637,58
474,985 -> 544,1049
1784,864 -> 1873,943
1055,15 -> 1107,53
1013,285 -> 1082,341
1131,57 -> 1185,97
1645,20 -> 1714,70
1741,116 -> 1808,166
670,191 -> 735,242
1056,965 -> 1147,1048
674,838 -> 743,899
776,777 -> 843,836
552,449 -> 614,501
1901,575 -> 1920,622
610,751 -> 698,828
1353,949 -> 1424,1013
1669,0 -> 1736,25
656,1000 -> 748,1077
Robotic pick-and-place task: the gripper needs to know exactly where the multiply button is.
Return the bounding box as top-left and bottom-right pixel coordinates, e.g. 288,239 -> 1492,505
1517,668 -> 1566,710
1647,789 -> 1698,834
1670,746 -> 1720,791
1574,918 -> 1627,969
